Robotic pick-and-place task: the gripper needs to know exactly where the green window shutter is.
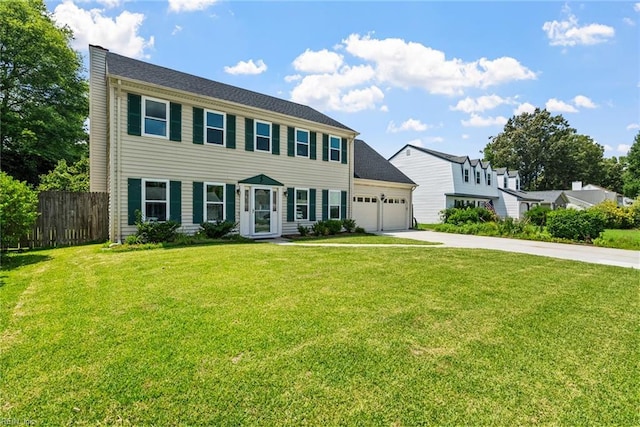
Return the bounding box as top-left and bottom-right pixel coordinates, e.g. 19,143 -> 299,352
225,184 -> 236,222
322,189 -> 328,221
170,102 -> 182,142
341,138 -> 347,164
322,134 -> 328,161
193,107 -> 204,145
170,181 -> 182,224
193,182 -> 203,224
127,178 -> 141,225
287,127 -> 295,157
226,114 -> 236,149
245,118 -> 254,151
127,94 -> 141,136
341,190 -> 347,219
272,124 -> 280,155
309,188 -> 316,221
286,187 -> 294,222
310,132 -> 317,160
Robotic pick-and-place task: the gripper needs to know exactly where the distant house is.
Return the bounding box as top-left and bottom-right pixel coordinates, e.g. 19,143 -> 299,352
88,45 -> 411,241
495,168 -> 542,218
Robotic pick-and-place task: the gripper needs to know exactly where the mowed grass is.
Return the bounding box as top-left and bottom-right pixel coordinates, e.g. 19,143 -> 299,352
595,228 -> 640,250
1,243 -> 638,425
290,234 -> 439,245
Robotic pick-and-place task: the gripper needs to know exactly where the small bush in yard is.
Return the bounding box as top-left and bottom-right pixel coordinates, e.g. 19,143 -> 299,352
441,207 -> 496,225
546,209 -> 606,241
342,218 -> 357,233
589,200 -> 634,229
200,221 -> 236,239
297,224 -> 310,236
311,221 -> 329,236
354,226 -> 366,234
0,172 -> 39,249
325,220 -> 343,235
134,210 -> 180,243
524,206 -> 551,226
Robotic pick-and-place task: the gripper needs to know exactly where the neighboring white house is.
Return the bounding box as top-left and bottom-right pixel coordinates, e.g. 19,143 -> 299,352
353,139 -> 416,231
494,168 -> 541,218
528,181 -> 623,210
89,45 -> 409,241
389,145 -> 499,223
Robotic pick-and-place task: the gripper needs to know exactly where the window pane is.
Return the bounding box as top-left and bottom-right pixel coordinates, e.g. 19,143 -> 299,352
256,136 -> 270,151
145,118 -> 166,136
329,191 -> 340,205
296,130 -> 308,143
206,112 -> 223,129
145,100 -> 166,119
296,205 -> 308,220
207,128 -> 224,145
206,204 -> 223,222
206,185 -> 224,202
296,190 -> 308,203
256,122 -> 270,137
330,149 -> 340,162
330,136 -> 340,149
145,181 -> 167,200
146,202 -> 167,222
297,144 -> 308,157
330,206 -> 340,219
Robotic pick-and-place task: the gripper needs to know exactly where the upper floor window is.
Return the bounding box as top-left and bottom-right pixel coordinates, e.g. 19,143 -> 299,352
329,135 -> 341,162
487,173 -> 492,186
296,188 -> 309,220
296,129 -> 309,157
255,120 -> 271,152
464,168 -> 469,183
476,170 -> 481,184
516,179 -> 520,191
504,176 -> 508,188
143,179 -> 169,221
329,190 -> 341,219
206,110 -> 225,145
143,97 -> 168,138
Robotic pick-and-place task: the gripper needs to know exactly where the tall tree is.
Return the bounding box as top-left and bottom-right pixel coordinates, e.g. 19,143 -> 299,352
483,108 -> 605,191
622,132 -> 640,198
0,0 -> 88,185
600,156 -> 625,194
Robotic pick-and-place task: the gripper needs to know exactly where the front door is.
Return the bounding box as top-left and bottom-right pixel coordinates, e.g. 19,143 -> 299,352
253,187 -> 273,235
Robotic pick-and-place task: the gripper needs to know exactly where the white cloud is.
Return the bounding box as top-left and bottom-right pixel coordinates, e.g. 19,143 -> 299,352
462,134 -> 470,140
617,144 -> 631,153
425,136 -> 444,143
623,17 -> 635,26
626,123 -> 640,130
224,59 -> 267,75
573,95 -> 596,108
514,102 -> 536,115
407,138 -> 424,147
603,144 -> 613,152
341,34 -> 536,95
284,74 -> 302,83
168,0 -> 217,13
96,0 -> 121,8
380,105 -> 389,112
171,25 -> 182,36
338,86 -> 385,113
542,13 -> 614,46
461,114 -> 508,127
292,49 -> 343,73
635,3 -> 640,12
53,0 -> 154,59
450,94 -> 512,113
387,118 -> 430,133
545,98 -> 578,113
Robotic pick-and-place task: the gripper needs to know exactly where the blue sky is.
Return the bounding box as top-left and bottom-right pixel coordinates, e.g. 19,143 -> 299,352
49,0 -> 639,160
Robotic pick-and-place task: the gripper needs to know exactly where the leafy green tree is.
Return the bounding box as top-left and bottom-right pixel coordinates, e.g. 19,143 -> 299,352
0,172 -> 39,248
0,0 -> 88,186
599,156 -> 625,194
38,157 -> 89,192
622,132 -> 640,198
484,108 -> 605,191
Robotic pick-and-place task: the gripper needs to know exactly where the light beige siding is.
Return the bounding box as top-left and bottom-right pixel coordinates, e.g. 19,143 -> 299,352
89,47 -> 108,192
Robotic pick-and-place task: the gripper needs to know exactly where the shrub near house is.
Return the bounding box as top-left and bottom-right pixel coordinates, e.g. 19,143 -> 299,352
0,172 -> 38,249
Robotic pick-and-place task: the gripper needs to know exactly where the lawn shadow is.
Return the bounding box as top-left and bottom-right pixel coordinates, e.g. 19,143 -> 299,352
0,253 -> 52,287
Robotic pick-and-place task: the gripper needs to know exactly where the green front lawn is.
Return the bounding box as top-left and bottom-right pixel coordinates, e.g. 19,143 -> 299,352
1,244 -> 638,425
594,228 -> 640,250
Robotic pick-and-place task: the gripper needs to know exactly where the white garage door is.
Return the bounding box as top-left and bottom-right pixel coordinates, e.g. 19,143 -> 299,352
382,197 -> 407,230
353,196 -> 378,231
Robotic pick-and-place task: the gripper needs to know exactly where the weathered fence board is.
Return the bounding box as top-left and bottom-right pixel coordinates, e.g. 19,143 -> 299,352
21,191 -> 109,248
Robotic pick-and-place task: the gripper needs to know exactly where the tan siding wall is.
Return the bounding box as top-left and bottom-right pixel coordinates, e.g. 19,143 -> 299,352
89,47 -> 108,192
111,83 -> 354,239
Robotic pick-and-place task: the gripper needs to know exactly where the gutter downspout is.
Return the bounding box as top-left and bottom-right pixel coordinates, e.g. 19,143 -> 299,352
115,79 -> 122,243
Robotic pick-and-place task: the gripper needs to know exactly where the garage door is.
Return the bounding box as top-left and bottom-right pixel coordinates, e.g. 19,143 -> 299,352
353,196 -> 378,231
382,197 -> 407,230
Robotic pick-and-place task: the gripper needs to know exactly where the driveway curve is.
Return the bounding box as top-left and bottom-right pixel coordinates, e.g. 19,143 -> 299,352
379,230 -> 640,269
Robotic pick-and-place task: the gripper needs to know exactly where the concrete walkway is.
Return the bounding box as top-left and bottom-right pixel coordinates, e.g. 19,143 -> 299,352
378,230 -> 640,269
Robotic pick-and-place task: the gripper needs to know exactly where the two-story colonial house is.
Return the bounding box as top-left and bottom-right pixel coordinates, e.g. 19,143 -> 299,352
389,145 -> 499,223
494,168 -> 541,219
90,46 -> 372,242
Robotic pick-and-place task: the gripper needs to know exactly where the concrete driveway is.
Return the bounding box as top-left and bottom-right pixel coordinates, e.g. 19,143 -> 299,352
379,230 -> 640,269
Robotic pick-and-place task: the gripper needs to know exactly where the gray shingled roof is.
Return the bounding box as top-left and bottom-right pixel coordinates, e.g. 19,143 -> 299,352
390,144 -> 468,164
526,190 -> 567,204
105,50 -> 354,132
499,188 -> 542,202
354,139 -> 415,185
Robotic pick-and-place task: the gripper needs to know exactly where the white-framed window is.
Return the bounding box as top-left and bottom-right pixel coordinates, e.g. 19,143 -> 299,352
464,168 -> 469,183
476,170 -> 481,184
205,182 -> 225,222
143,97 -> 169,138
329,190 -> 341,219
487,173 -> 492,186
295,188 -> 309,220
255,120 -> 271,152
296,128 -> 309,158
143,179 -> 169,221
329,135 -> 341,162
504,176 -> 508,188
205,110 -> 225,145
516,178 -> 520,191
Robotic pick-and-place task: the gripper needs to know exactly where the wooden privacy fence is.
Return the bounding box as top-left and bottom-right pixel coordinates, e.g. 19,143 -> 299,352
22,191 -> 109,248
